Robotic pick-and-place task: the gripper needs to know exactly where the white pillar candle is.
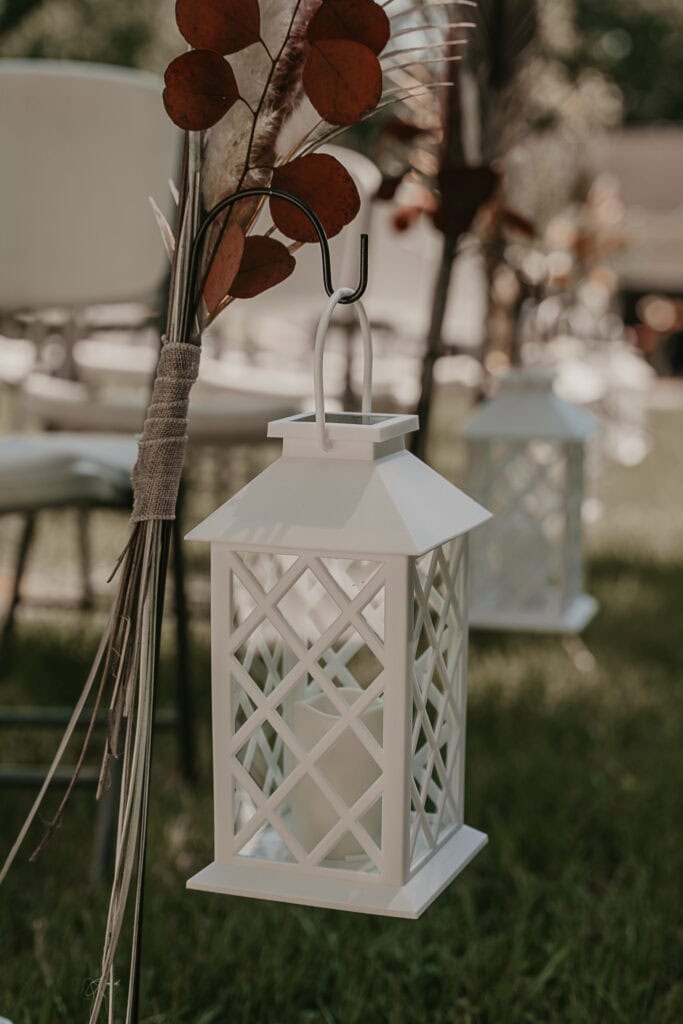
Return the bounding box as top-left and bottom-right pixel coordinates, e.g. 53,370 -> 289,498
291,686 -> 383,860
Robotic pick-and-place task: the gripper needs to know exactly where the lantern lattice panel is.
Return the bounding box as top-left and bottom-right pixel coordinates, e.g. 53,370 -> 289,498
410,538 -> 467,872
469,439 -> 581,617
564,446 -> 585,602
226,550 -> 387,874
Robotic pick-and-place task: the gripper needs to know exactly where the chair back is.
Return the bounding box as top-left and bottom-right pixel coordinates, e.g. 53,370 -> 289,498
0,59 -> 180,311
593,127 -> 683,210
364,197 -> 487,354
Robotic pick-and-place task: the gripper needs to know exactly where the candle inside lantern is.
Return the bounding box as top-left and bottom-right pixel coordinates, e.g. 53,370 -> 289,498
290,687 -> 383,860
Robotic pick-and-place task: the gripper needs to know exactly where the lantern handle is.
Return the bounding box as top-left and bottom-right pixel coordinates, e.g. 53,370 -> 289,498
314,288 -> 373,451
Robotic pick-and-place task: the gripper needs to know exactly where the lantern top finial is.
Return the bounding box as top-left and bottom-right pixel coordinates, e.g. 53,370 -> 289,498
462,365 -> 598,442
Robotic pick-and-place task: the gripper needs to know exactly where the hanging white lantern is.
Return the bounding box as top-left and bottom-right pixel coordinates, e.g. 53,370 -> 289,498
186,291 -> 490,918
463,367 -> 598,634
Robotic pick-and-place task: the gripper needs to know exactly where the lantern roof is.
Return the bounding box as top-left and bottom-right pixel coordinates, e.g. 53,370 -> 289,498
187,411 -> 490,556
462,367 -> 598,442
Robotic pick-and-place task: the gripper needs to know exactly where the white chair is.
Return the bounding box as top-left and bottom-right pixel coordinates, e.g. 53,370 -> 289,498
19,372 -> 300,442
1,58 -> 304,428
0,432 -> 137,642
0,60 -> 196,784
0,59 -> 176,312
5,59 -> 307,454
0,57 -> 179,602
0,59 -> 171,386
0,58 -> 176,399
591,127 -> 683,294
0,57 -> 180,602
363,197 -> 487,356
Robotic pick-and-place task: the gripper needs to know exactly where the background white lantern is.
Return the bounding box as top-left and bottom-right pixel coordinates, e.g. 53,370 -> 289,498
463,367 -> 598,634
186,293 -> 490,918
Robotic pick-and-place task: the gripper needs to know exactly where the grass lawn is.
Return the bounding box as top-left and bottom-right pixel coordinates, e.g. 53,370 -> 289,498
1,399 -> 682,1023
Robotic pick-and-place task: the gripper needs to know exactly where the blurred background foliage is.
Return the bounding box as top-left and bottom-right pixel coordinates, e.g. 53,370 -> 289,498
0,0 -> 682,125
0,0 -> 179,72
573,0 -> 683,124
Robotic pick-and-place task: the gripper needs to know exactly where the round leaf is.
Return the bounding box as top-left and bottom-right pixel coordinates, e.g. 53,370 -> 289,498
230,236 -> 296,299
501,208 -> 536,238
381,118 -> 429,143
163,50 -> 239,131
176,0 -> 261,55
270,154 -> 361,242
307,0 -> 390,56
303,39 -> 382,127
433,166 -> 499,236
376,172 -> 407,201
204,222 -> 245,316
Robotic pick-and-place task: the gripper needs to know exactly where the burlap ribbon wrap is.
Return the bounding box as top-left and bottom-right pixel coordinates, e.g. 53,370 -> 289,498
131,340 -> 201,522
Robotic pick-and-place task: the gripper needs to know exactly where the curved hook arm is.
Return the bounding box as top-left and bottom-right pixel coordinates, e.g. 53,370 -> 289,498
180,186 -> 369,342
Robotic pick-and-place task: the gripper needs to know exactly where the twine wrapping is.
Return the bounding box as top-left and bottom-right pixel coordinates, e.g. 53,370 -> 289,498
131,340 -> 201,522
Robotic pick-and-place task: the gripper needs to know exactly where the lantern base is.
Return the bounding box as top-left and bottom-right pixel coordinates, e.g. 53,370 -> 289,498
469,593 -> 598,635
186,824 -> 487,919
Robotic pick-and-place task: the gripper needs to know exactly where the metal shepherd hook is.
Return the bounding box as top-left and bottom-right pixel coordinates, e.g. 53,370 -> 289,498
180,186 -> 369,341
130,185 -> 369,1024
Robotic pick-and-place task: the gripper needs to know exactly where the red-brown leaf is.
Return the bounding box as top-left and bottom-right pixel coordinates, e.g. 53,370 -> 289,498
303,39 -> 382,127
381,117 -> 429,143
307,0 -> 390,56
501,207 -> 536,238
376,174 -> 405,201
230,236 -> 296,299
392,205 -> 423,232
163,50 -> 239,131
176,0 -> 261,55
204,222 -> 245,315
270,154 -> 361,242
433,165 -> 500,236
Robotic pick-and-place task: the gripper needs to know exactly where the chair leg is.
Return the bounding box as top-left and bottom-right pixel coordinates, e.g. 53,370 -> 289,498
75,508 -> 95,610
171,501 -> 196,782
0,513 -> 36,673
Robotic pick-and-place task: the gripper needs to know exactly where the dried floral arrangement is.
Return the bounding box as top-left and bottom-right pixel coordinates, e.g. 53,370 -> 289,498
159,0 -> 480,326
1,2 -> 472,1021
370,0 -> 537,455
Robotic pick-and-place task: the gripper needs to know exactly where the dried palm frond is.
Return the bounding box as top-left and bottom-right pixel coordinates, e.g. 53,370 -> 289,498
373,0 -> 537,458
461,0 -> 538,160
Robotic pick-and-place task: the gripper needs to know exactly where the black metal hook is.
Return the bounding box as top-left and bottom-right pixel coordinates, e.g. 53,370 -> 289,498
180,186 -> 369,341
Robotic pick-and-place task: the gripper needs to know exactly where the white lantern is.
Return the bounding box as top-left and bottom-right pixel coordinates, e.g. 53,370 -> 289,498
463,367 -> 598,634
186,292 -> 490,918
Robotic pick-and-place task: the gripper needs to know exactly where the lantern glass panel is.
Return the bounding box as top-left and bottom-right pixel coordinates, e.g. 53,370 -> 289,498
226,548 -> 387,874
409,537 -> 467,872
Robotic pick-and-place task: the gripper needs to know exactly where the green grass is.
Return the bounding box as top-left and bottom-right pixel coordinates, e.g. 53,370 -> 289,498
1,406 -> 682,1023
